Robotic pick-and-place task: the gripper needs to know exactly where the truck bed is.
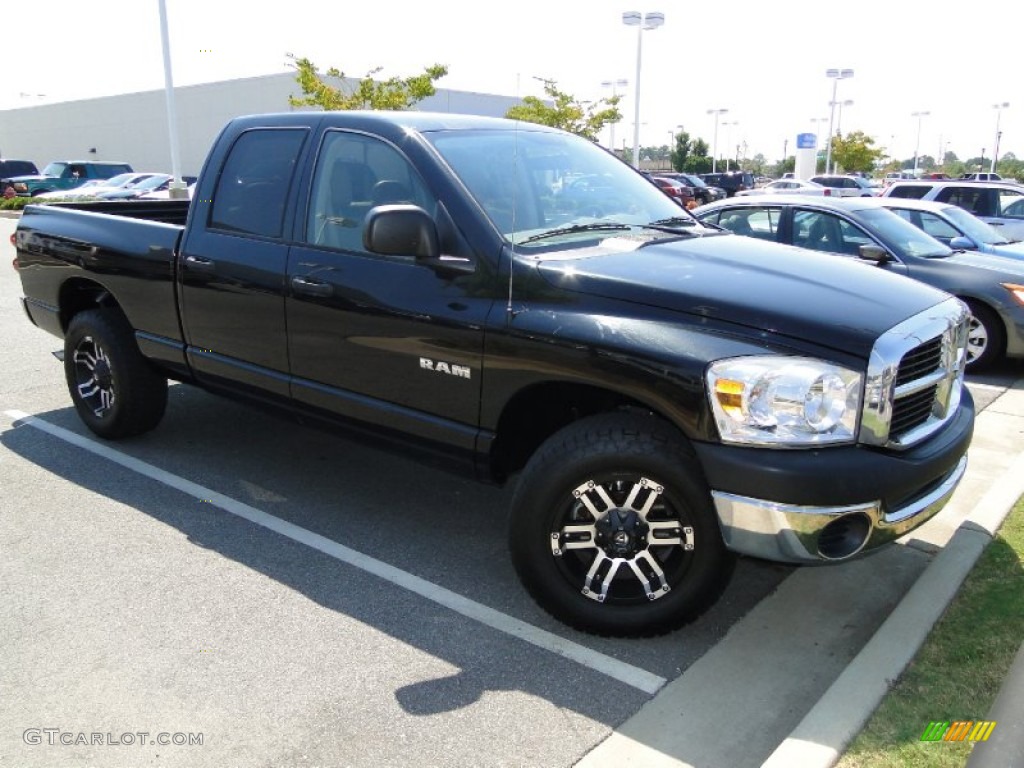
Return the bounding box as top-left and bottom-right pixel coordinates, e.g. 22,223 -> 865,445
16,201 -> 187,349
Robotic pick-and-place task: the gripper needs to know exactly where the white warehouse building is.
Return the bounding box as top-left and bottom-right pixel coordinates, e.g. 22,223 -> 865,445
0,73 -> 524,178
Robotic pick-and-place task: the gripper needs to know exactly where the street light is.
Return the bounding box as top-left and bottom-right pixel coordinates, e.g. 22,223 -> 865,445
829,99 -> 853,173
992,102 -> 1010,173
722,120 -> 739,171
601,78 -> 628,152
911,110 -> 930,175
707,108 -> 728,172
824,68 -> 854,178
623,11 -> 664,170
810,117 -> 829,172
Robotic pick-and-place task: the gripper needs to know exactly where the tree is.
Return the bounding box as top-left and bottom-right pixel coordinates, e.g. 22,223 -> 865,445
748,153 -> 768,176
505,79 -> 621,141
287,54 -> 448,111
830,130 -> 884,174
682,138 -> 712,174
670,130 -> 692,171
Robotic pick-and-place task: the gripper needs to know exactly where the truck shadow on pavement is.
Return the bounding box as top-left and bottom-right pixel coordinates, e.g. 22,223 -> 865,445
3,385 -> 791,731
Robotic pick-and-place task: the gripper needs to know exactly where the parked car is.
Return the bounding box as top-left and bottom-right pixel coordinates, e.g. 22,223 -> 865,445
700,171 -> 755,196
0,159 -> 40,195
736,179 -> 831,197
647,174 -> 695,208
6,160 -> 134,197
138,182 -> 196,200
657,172 -> 725,205
693,196 -> 1024,368
882,180 -> 1024,240
95,173 -> 174,200
961,172 -> 1002,181
809,175 -> 878,197
878,197 -> 1024,260
36,172 -> 158,201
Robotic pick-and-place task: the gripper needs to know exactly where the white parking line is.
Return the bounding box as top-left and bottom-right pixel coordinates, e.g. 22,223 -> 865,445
4,409 -> 667,695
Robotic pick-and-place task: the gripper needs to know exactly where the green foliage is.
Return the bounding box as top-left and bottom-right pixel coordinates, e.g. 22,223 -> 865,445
0,195 -> 35,210
669,130 -> 712,174
831,130 -> 884,174
505,79 -> 621,141
287,54 -> 448,111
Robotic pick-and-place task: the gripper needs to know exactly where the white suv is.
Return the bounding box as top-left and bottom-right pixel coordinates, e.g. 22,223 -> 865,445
882,180 -> 1024,240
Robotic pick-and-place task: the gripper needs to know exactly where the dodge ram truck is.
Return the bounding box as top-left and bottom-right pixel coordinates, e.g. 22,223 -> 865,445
13,112 -> 975,636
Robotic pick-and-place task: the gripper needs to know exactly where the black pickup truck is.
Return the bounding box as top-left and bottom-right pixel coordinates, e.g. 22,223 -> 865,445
13,112 -> 975,636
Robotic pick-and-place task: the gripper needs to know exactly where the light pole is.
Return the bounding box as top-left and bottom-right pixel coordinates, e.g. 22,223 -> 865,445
911,110 -> 930,176
992,102 -> 1010,173
623,11 -> 665,170
824,68 -> 854,179
810,117 -> 828,172
601,78 -> 628,152
722,120 -> 739,171
707,108 -> 728,172
829,100 -> 853,173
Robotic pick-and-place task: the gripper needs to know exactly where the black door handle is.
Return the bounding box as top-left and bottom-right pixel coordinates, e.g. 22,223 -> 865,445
183,254 -> 215,271
290,276 -> 333,297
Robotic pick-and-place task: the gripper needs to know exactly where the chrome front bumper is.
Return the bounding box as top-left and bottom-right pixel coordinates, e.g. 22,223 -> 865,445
711,455 -> 968,563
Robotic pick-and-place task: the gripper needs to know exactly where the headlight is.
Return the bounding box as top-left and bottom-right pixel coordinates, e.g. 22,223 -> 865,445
707,356 -> 862,446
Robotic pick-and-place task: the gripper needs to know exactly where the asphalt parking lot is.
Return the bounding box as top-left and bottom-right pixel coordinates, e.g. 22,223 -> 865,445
2,215 -> 1022,768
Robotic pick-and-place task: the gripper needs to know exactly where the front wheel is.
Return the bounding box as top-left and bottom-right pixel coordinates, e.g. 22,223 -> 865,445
963,300 -> 1005,370
64,309 -> 168,439
509,413 -> 735,637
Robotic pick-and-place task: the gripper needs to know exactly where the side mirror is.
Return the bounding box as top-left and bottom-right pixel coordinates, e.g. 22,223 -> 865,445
949,236 -> 975,250
363,204 -> 474,275
858,244 -> 891,264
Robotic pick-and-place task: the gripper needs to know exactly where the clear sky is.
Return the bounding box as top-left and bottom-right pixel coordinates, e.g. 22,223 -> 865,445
3,0 -> 1017,166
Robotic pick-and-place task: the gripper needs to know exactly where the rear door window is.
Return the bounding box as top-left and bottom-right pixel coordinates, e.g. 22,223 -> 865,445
887,185 -> 928,199
209,128 -> 307,239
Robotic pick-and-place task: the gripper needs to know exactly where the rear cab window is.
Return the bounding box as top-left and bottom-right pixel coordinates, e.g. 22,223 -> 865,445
209,128 -> 307,239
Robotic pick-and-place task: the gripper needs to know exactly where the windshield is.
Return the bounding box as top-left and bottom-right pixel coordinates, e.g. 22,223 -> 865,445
103,173 -> 138,187
943,205 -> 1011,245
858,208 -> 953,258
427,128 -> 693,248
132,175 -> 170,190
41,162 -> 67,177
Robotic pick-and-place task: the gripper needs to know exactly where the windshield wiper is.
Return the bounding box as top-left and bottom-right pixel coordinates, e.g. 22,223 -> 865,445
647,216 -> 698,227
519,223 -> 631,244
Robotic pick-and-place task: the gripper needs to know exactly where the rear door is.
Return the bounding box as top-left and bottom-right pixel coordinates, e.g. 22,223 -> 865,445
178,126 -> 310,397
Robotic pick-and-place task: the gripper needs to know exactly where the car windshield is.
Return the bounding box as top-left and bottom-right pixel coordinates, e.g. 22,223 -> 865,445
133,175 -> 171,190
858,208 -> 953,258
942,205 -> 1012,244
41,162 -> 67,177
428,128 -> 696,248
683,175 -> 708,188
103,173 -> 138,187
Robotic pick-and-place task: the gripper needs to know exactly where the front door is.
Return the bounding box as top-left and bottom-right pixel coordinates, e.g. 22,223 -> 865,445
285,129 -> 491,451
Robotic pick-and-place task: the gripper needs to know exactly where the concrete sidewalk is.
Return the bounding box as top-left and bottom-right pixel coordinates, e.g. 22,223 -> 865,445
579,379 -> 1024,768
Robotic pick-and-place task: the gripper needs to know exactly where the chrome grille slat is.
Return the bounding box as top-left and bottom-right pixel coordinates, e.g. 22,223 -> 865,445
859,298 -> 969,450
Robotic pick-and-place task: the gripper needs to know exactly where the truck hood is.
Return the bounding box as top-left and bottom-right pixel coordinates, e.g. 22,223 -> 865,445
534,234 -> 951,360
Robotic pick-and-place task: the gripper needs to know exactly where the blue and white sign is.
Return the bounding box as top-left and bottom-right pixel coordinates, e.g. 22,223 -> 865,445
796,133 -> 817,149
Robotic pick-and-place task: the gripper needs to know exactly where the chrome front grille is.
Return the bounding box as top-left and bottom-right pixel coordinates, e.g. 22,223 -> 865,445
860,297 -> 970,449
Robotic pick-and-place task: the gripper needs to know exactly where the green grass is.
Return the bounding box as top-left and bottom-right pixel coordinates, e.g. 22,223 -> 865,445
837,497 -> 1024,768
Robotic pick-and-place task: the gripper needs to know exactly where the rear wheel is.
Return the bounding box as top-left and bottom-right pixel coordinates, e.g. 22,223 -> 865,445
963,300 -> 1005,370
64,309 -> 168,438
509,412 -> 734,637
